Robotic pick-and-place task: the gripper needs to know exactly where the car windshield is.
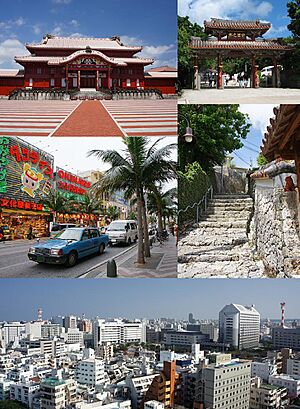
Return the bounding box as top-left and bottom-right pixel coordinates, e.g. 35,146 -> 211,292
107,222 -> 126,231
53,229 -> 82,241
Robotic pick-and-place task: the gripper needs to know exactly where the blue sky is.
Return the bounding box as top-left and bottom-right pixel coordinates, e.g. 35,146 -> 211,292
178,0 -> 292,38
0,279 -> 300,321
232,104 -> 276,168
0,0 -> 177,69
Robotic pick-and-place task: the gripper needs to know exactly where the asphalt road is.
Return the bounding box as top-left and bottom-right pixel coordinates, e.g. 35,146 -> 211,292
0,239 -> 134,278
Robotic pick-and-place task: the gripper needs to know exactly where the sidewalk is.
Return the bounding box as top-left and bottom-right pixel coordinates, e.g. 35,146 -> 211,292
84,235 -> 178,278
0,238 -> 47,248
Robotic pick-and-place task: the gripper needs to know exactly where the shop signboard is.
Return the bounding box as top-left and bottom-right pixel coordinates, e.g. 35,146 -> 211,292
55,167 -> 91,203
0,136 -> 54,211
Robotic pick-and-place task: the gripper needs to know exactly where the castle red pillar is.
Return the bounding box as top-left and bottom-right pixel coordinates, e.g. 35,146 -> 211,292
251,57 -> 259,88
65,64 -> 69,90
96,70 -> 99,91
217,54 -> 222,89
107,68 -> 111,89
78,70 -> 80,89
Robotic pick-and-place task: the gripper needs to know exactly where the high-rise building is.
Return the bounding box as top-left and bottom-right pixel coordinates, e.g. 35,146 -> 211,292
201,357 -> 252,409
143,361 -> 180,409
93,319 -> 146,347
272,327 -> 300,350
250,377 -> 288,409
76,358 -> 105,387
64,316 -> 77,331
219,303 -> 260,349
41,324 -> 61,338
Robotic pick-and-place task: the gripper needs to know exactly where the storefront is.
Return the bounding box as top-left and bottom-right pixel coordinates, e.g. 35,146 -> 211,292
0,137 -> 54,239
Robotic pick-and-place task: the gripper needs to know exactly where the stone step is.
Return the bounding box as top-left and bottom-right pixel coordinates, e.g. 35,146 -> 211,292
179,234 -> 248,247
199,214 -> 249,221
214,194 -> 251,199
199,221 -> 248,229
210,198 -> 253,204
178,259 -> 264,278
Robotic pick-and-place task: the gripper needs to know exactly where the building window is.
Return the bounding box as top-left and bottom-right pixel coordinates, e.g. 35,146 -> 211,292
61,78 -> 66,87
50,68 -> 55,74
50,78 -> 55,87
37,68 -> 42,74
128,69 -> 133,75
29,78 -> 33,87
126,79 -> 131,87
136,79 -> 140,87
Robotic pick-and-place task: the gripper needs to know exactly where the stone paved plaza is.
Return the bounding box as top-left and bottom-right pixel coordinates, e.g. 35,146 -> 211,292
179,88 -> 300,104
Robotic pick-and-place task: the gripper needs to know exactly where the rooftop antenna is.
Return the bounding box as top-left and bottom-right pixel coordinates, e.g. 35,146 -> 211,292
280,302 -> 286,328
38,308 -> 43,322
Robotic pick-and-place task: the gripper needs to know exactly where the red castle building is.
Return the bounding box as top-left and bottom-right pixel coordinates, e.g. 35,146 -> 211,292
0,35 -> 176,96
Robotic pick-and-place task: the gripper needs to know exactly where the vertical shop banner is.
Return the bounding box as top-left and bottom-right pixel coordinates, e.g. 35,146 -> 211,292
0,136 -> 54,211
55,167 -> 91,203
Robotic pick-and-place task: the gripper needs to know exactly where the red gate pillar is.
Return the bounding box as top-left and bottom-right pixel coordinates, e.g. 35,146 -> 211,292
78,70 -> 80,89
96,70 -> 99,91
108,68 -> 111,89
65,65 -> 69,91
217,54 -> 222,89
251,57 -> 259,88
273,58 -> 279,88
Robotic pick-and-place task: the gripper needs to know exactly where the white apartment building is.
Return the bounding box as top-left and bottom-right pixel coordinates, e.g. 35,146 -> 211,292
219,304 -> 260,349
2,323 -> 26,345
202,359 -> 252,409
76,358 -> 105,387
41,324 -> 61,338
96,344 -> 114,360
251,361 -> 277,382
25,322 -> 42,339
62,328 -> 84,345
269,374 -> 300,398
250,377 -> 288,409
93,320 -> 146,347
40,377 -> 76,409
10,380 -> 40,408
144,401 -> 165,409
126,374 -> 157,409
64,315 -> 77,331
0,376 -> 13,400
287,356 -> 300,377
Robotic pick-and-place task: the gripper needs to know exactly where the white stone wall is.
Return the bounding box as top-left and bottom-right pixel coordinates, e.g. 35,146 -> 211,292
251,180 -> 300,276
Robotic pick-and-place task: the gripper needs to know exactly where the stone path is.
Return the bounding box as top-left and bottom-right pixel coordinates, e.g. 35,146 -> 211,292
178,88 -> 300,104
178,194 -> 265,278
52,100 -> 125,137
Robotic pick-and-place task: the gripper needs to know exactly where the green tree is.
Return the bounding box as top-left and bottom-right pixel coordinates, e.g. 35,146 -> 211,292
178,105 -> 251,172
88,137 -> 176,265
257,153 -> 268,167
148,186 -> 177,234
80,192 -> 103,225
105,205 -> 120,221
178,15 -> 207,88
43,190 -> 69,222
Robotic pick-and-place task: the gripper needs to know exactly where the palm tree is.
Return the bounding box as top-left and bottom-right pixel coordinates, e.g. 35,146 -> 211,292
88,137 -> 176,265
106,205 -> 120,221
43,190 -> 69,222
80,192 -> 103,225
148,186 -> 177,234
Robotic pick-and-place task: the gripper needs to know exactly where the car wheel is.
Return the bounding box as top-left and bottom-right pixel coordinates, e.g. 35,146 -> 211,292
127,237 -> 132,246
99,243 -> 105,255
66,251 -> 77,267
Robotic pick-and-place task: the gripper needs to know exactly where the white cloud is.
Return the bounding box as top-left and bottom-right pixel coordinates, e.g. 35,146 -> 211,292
0,38 -> 24,67
33,24 -> 41,35
178,0 -> 273,23
267,25 -> 288,36
70,19 -> 79,27
0,17 -> 26,31
239,104 -> 276,135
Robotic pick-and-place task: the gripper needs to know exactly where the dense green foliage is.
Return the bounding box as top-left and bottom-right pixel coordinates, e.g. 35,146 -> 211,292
178,105 -> 250,172
178,162 -> 211,225
257,153 -> 268,167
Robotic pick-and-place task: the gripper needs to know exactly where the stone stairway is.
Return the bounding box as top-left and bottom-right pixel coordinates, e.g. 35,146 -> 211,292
178,194 -> 265,278
72,89 -> 112,100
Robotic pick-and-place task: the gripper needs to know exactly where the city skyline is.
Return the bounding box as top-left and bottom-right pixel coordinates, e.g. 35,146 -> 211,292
1,279 -> 300,322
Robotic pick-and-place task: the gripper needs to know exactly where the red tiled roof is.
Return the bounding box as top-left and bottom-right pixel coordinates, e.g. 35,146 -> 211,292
26,36 -> 142,51
190,38 -> 291,51
147,66 -> 177,72
204,18 -> 271,31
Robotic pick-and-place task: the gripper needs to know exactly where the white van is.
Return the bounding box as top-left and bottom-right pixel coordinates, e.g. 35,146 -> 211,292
261,65 -> 283,77
107,220 -> 138,245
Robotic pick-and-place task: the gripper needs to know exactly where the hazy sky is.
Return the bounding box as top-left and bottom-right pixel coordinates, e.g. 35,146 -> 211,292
0,279 -> 299,322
